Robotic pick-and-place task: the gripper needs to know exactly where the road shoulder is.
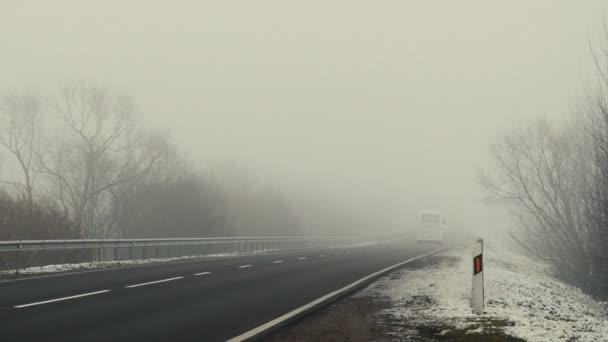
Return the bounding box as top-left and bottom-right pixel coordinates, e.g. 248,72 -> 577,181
265,247 -> 608,341
264,254 -> 522,341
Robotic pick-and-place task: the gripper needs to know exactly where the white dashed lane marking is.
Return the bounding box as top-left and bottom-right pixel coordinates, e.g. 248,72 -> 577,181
14,250 -> 347,310
14,290 -> 111,308
125,277 -> 184,288
16,247 -> 348,310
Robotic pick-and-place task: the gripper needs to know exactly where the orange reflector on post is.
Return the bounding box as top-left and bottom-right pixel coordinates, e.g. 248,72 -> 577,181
473,254 -> 483,275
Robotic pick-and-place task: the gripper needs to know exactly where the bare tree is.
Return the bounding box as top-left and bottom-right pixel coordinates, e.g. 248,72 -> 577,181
583,24 -> 608,295
105,132 -> 184,238
0,90 -> 42,213
481,24 -> 608,295
480,117 -> 592,284
38,80 -> 167,237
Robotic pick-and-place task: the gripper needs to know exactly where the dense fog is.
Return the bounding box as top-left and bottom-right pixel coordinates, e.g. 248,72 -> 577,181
1,1 -> 608,239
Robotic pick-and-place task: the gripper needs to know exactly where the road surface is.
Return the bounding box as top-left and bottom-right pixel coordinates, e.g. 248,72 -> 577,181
0,238 -> 435,341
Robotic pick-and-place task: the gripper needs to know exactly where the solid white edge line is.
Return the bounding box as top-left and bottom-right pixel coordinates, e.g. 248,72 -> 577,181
297,257 -> 307,260
14,290 -> 111,308
125,276 -> 184,288
194,272 -> 212,276
227,248 -> 446,342
272,260 -> 283,264
238,264 -> 253,268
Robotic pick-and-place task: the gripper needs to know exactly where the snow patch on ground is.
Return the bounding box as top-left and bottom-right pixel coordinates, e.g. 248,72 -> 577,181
329,241 -> 384,249
358,248 -> 608,341
1,244 -> 376,278
0,252 -> 253,277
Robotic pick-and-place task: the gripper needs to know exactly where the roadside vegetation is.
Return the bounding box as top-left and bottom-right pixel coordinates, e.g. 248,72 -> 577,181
0,80 -> 372,243
481,28 -> 608,298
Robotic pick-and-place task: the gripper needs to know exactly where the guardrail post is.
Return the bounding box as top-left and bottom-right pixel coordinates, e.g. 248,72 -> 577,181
15,244 -> 22,276
129,243 -> 134,260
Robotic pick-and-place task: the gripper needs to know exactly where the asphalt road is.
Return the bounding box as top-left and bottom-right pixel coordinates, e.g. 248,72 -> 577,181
0,238 -> 436,342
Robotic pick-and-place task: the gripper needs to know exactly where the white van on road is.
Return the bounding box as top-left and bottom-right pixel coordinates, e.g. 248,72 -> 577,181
416,210 -> 447,243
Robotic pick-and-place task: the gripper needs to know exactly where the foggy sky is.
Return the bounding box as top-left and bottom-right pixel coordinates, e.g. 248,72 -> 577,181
1,1 -> 607,228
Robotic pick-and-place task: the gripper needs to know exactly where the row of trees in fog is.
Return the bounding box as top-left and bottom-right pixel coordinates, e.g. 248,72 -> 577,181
0,80 -> 365,241
0,80 -> 184,239
482,31 -> 608,295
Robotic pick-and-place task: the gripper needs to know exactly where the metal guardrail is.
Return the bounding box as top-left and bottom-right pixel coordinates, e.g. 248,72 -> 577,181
0,236 -> 387,275
0,236 -> 369,252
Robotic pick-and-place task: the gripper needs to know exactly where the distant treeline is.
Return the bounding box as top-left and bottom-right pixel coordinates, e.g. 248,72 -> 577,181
0,80 -> 369,241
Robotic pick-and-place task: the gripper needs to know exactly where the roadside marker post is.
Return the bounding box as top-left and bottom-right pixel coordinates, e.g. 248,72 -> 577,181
471,238 -> 484,314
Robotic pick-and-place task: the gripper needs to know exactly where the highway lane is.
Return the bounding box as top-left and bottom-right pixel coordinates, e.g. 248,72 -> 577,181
0,239 -> 437,341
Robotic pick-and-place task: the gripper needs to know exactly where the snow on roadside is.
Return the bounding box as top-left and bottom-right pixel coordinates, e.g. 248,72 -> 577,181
0,243 -> 376,278
357,247 -> 608,342
0,251 -> 263,277
329,241 -> 384,249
